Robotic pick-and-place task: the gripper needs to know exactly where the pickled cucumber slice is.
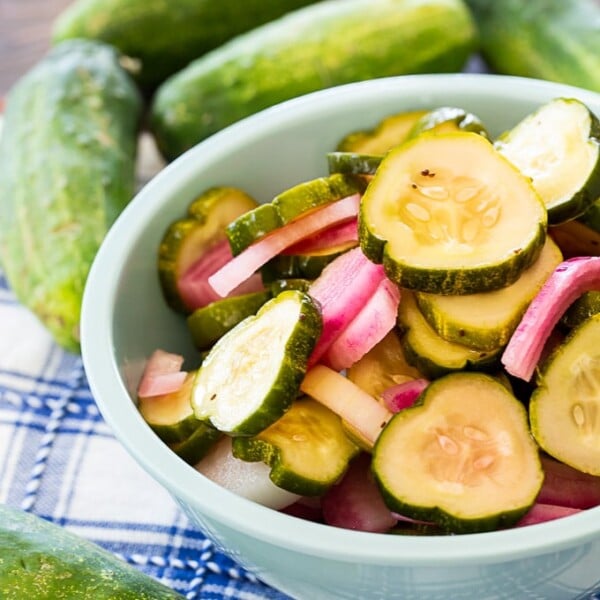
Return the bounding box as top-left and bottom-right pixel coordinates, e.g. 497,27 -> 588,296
495,97 -> 600,225
226,174 -> 365,255
232,397 -> 359,496
187,290 -> 271,350
336,109 -> 428,154
415,237 -> 563,350
327,152 -> 382,176
530,313 -> 600,475
359,131 -> 547,295
158,186 -> 258,311
138,373 -> 200,443
373,372 -> 544,533
191,290 -> 322,435
407,106 -> 489,139
397,291 -> 502,379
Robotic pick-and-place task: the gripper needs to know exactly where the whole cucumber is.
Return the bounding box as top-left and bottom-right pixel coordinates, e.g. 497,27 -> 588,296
0,503 -> 182,599
465,0 -> 600,93
150,0 -> 478,161
0,39 -> 143,353
52,0 -> 324,93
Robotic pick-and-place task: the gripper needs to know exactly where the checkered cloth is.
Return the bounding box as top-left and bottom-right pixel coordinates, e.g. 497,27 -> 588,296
0,269 -> 290,599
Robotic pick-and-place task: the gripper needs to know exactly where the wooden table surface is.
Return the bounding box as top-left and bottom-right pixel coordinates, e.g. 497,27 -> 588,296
0,0 -> 73,96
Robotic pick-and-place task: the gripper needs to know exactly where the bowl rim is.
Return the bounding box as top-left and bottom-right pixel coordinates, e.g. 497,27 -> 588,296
82,72 -> 600,566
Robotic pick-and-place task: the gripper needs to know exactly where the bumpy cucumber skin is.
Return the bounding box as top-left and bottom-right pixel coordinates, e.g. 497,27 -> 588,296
52,0 -> 322,92
150,0 -> 477,160
0,503 -> 182,599
0,40 -> 142,354
465,0 -> 600,93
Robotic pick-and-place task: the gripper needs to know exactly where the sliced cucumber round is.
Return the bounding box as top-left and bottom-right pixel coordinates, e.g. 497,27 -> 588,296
327,152 -> 382,176
226,174 -> 365,255
495,97 -> 600,225
530,312 -> 600,475
359,131 -> 547,295
346,329 -> 423,400
187,290 -> 271,351
406,106 -> 489,139
561,291 -> 600,330
232,396 -> 359,496
158,186 -> 258,311
397,291 -> 502,379
191,290 -> 322,436
372,372 -> 544,533
415,237 -> 563,351
336,109 -> 428,154
138,373 -> 201,443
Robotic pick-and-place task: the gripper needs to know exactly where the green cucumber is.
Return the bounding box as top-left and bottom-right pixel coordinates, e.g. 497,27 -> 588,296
465,0 -> 600,93
494,98 -> 600,225
226,174 -> 365,256
169,424 -> 222,465
359,131 -> 547,295
52,0 -> 322,93
530,313 -> 600,475
191,290 -> 322,436
561,291 -> 600,331
327,152 -> 383,176
406,106 -> 489,139
158,186 -> 258,312
138,372 -> 201,443
187,290 -> 271,351
336,109 -> 428,154
415,237 -> 563,351
269,279 -> 312,295
150,0 -> 477,160
347,330 -> 424,400
0,39 -> 142,353
397,292 -> 501,379
373,372 -> 544,533
0,503 -> 182,599
261,252 -> 345,284
232,397 -> 359,496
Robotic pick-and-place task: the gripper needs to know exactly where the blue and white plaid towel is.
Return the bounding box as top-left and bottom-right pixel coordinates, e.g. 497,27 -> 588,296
0,268 -> 290,599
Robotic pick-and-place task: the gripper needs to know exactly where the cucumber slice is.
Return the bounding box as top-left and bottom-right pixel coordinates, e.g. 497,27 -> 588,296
373,372 -> 544,533
397,291 -> 501,379
407,106 -> 489,139
269,278 -> 312,295
347,329 -> 423,400
530,313 -> 600,475
232,397 -> 359,496
158,186 -> 258,311
138,373 -> 201,443
191,290 -> 322,435
169,423 -> 222,465
359,131 -> 547,295
187,290 -> 271,350
261,251 -> 345,284
495,97 -> 600,225
561,291 -> 600,330
226,174 -> 365,255
415,237 -> 563,350
327,152 -> 382,176
336,109 -> 428,154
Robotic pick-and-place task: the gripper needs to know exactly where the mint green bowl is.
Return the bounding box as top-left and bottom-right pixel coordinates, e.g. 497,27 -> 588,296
81,74 -> 600,600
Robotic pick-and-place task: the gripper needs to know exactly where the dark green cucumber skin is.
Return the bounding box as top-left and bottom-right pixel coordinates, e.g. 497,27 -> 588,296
0,503 -> 182,599
0,40 -> 142,354
465,0 -> 600,93
187,291 -> 272,351
52,0 -> 323,93
150,0 -> 477,160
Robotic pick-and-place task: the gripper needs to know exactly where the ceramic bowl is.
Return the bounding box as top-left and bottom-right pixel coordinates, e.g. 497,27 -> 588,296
81,74 -> 600,600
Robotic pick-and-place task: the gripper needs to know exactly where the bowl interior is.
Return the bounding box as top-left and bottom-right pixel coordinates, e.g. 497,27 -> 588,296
81,73 -> 600,565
